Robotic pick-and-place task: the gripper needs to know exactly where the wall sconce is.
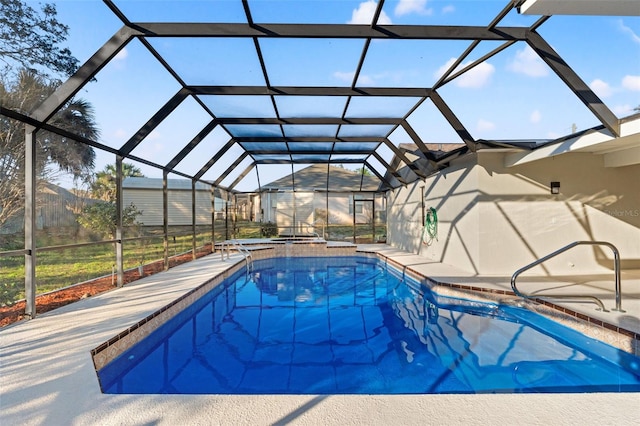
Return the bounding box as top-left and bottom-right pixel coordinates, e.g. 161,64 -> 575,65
550,181 -> 560,195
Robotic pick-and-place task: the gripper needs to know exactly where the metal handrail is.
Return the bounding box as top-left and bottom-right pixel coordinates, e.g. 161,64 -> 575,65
220,239 -> 253,272
312,219 -> 326,239
511,241 -> 623,312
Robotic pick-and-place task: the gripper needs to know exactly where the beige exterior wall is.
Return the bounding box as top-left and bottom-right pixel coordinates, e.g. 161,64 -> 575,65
388,151 -> 640,276
123,188 -> 213,226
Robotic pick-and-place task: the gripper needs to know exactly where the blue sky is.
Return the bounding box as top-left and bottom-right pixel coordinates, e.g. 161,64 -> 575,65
34,1 -> 640,190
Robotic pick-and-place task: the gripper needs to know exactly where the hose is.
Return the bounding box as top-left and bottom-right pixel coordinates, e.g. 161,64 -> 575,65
422,207 -> 438,245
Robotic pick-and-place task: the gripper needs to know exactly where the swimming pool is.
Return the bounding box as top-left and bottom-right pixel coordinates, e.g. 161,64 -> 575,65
98,256 -> 640,394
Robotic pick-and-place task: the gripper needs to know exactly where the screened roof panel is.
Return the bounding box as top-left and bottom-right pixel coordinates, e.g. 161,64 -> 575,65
292,154 -> 331,162
239,142 -> 289,152
345,97 -> 422,118
172,126 -> 232,175
330,154 -> 369,162
259,38 -> 365,86
253,154 -> 291,162
147,38 -> 266,85
338,125 -> 396,138
437,41 -> 605,139
333,142 -> 380,152
10,0 -> 634,195
275,96 -> 348,118
538,15 -> 640,119
200,96 -> 276,118
286,142 -> 335,152
217,155 -> 254,188
283,125 -> 339,138
379,0 -> 511,26
224,124 -> 282,137
111,0 -> 247,22
128,97 -> 212,166
80,39 -> 182,150
249,0 -> 357,24
356,40 -> 472,88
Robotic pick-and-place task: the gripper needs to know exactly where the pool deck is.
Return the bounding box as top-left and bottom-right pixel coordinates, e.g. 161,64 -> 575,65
1,244 -> 639,425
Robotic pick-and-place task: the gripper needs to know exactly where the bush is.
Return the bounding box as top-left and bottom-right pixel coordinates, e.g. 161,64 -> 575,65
77,201 -> 142,239
261,221 -> 278,237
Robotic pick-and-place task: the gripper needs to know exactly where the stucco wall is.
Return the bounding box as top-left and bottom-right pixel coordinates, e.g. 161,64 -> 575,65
387,150 -> 640,276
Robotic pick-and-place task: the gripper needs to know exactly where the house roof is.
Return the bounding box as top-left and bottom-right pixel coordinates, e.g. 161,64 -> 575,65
261,164 -> 380,192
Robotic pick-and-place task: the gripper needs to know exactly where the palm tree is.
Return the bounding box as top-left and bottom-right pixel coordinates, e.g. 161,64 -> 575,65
91,163 -> 144,201
0,69 -> 99,227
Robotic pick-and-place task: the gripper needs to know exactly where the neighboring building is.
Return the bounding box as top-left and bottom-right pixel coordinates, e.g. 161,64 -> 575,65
122,177 -> 224,226
0,182 -> 94,234
254,164 -> 385,236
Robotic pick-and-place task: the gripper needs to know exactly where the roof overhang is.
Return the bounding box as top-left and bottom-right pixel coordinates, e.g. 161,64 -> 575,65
518,0 -> 640,16
504,115 -> 640,168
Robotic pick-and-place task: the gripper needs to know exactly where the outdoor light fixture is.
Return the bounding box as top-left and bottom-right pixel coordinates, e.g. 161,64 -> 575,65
550,181 -> 560,194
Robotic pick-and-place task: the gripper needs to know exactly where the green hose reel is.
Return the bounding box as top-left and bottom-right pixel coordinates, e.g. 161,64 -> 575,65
422,206 -> 438,245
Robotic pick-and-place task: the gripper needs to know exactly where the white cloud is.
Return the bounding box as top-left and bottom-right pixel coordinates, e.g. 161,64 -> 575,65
113,128 -> 129,140
357,74 -> 376,85
395,0 -> 433,16
457,62 -> 495,88
442,5 -> 455,14
507,46 -> 548,78
613,104 -> 634,116
434,58 -> 494,89
618,19 -> 640,45
334,71 -> 355,82
477,119 -> 495,132
530,110 -> 541,124
349,1 -> 392,24
333,70 -> 376,86
114,48 -> 128,61
622,75 -> 640,91
589,79 -> 613,98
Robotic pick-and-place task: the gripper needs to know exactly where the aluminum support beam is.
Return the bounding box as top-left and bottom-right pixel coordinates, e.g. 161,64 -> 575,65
163,171 -> 169,271
191,85 -> 432,97
234,136 -> 386,143
217,117 -> 403,125
120,88 -> 192,156
382,139 -> 427,179
400,121 -> 438,162
191,180 -> 197,260
129,22 -> 529,41
429,91 -> 477,150
364,160 -> 393,189
372,151 -> 408,185
115,155 -> 124,286
24,127 -> 37,318
527,31 -> 620,137
165,119 -> 218,170
228,163 -> 256,191
32,26 -> 138,123
213,152 -> 249,186
194,139 -> 236,181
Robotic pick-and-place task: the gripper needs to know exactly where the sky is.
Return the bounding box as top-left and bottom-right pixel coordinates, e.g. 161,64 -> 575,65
24,0 -> 640,191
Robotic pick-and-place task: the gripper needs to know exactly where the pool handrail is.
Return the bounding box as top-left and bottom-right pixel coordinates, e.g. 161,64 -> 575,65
220,239 -> 253,272
510,240 -> 623,313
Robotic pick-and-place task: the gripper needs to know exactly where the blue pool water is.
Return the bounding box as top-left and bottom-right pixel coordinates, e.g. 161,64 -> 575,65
99,256 -> 640,394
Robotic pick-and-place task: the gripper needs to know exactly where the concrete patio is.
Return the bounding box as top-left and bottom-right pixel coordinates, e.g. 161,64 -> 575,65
1,245 -> 639,425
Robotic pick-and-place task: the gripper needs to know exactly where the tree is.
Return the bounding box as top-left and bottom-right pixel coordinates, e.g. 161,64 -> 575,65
90,163 -> 144,201
355,166 -> 372,176
0,0 -> 78,78
77,163 -> 144,238
0,70 -> 98,227
77,202 -> 142,239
